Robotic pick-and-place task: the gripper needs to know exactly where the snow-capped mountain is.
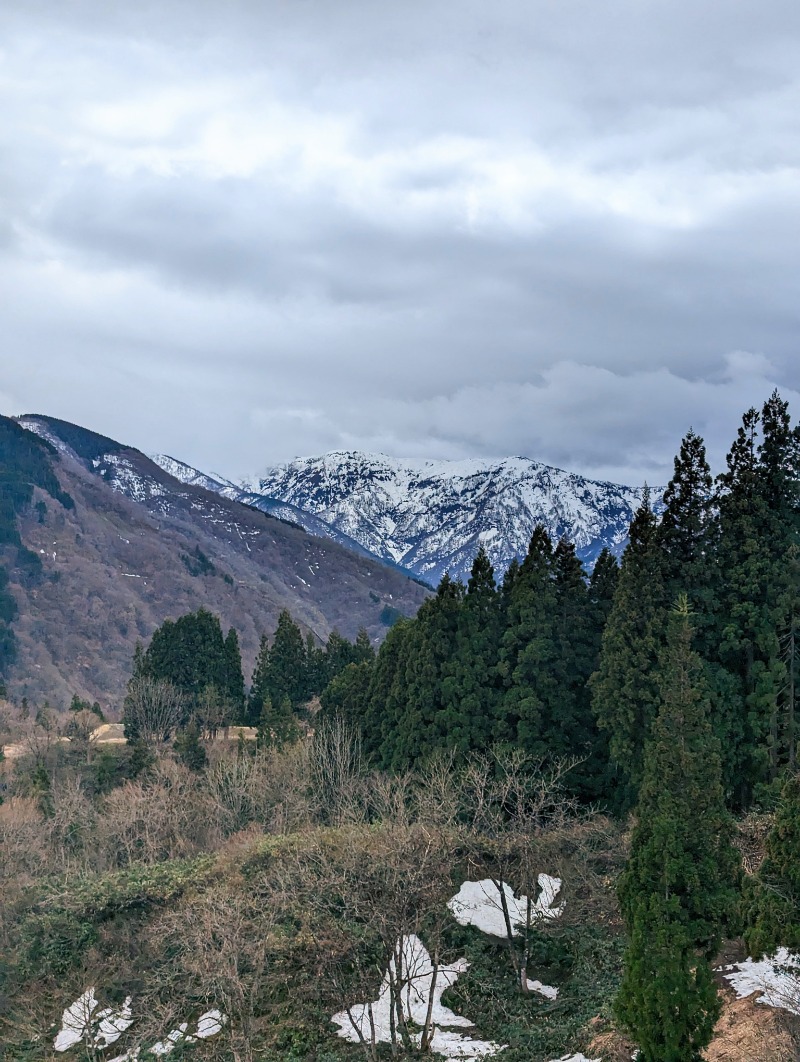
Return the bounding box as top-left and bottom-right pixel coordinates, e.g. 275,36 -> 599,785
153,451 -> 661,586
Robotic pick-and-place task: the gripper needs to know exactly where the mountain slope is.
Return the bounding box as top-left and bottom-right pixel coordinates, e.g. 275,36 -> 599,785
252,452 -> 661,584
163,451 -> 659,586
3,417 -> 428,707
151,453 -> 422,575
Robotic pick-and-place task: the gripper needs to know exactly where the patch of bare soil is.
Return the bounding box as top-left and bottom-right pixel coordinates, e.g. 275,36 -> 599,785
586,985 -> 800,1062
703,992 -> 800,1062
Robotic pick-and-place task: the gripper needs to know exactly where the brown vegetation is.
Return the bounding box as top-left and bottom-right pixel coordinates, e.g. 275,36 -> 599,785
6,441 -> 428,708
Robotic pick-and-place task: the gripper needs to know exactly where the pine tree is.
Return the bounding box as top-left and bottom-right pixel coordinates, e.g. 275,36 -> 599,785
550,538 -> 605,795
174,719 -> 208,771
656,430 -> 716,623
257,694 -> 299,748
223,628 -> 245,719
498,526 -> 558,755
590,491 -> 664,807
266,611 -> 308,706
743,771 -> 800,957
615,600 -> 739,1061
248,634 -> 271,724
715,395 -> 800,801
439,547 -> 502,753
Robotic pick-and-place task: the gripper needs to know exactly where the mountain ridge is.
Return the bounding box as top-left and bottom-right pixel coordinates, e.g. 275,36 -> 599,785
2,416 -> 428,706
153,449 -> 662,586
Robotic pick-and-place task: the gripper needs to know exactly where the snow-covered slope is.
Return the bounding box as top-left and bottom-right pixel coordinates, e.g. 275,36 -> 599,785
155,451 -> 661,586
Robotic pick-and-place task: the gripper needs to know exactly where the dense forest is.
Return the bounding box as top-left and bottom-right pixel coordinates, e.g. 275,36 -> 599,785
2,392 -> 800,1061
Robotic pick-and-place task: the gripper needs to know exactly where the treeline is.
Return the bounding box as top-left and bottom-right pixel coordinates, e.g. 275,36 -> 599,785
320,390 -> 800,814
125,606 -> 375,747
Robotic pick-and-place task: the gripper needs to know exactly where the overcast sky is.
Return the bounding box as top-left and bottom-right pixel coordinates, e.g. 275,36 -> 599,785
2,0 -> 800,485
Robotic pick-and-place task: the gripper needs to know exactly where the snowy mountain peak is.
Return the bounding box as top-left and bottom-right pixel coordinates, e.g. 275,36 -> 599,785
252,452 -> 660,585
152,449 -> 659,586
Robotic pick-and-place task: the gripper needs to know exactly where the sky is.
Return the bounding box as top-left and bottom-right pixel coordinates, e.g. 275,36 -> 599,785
2,0 -> 800,486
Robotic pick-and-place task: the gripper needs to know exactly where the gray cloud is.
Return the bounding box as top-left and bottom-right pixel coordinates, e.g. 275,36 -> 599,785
2,0 -> 800,484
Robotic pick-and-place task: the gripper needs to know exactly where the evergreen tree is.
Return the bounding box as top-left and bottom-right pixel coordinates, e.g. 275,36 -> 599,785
615,600 -> 739,1060
384,575 -> 463,770
323,629 -> 358,685
304,631 -> 327,697
498,526 -> 558,755
174,719 -> 208,771
353,626 -> 376,664
439,546 -> 502,753
550,538 -> 605,795
266,611 -> 308,706
142,608 -> 230,711
616,907 -> 719,1062
590,491 -> 664,806
319,661 -> 374,728
247,634 -> 271,724
656,429 -> 716,619
743,771 -> 800,957
256,694 -> 299,748
587,548 -> 618,630
223,628 -> 245,719
715,395 -> 800,801
360,618 -> 415,764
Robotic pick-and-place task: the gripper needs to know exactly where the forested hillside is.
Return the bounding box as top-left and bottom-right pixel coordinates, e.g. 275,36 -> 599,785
0,415 -> 428,708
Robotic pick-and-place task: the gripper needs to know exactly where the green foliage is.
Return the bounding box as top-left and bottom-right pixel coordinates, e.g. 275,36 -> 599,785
379,603 -> 404,626
174,719 -> 208,771
590,490 -> 664,808
133,608 -> 243,721
615,605 -> 739,1060
180,544 -> 216,576
743,771 -> 800,957
616,903 -> 720,1062
257,694 -> 300,748
319,661 -> 374,727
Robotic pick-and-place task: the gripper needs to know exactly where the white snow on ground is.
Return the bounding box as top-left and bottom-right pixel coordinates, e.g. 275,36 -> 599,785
526,979 -> 559,1000
194,1009 -> 227,1038
549,1055 -> 601,1062
331,933 -> 506,1059
54,991 -> 133,1052
54,990 -> 98,1051
53,991 -> 225,1056
94,998 -> 134,1047
151,1025 -> 188,1056
720,948 -> 800,1017
447,876 -> 564,938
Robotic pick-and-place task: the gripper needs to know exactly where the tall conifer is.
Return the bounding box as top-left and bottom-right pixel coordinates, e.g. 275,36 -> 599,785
590,491 -> 664,806
440,547 -> 502,753
616,600 -> 739,1060
498,526 -> 558,756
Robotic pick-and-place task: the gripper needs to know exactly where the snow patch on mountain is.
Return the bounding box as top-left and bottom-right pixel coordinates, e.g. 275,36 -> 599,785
251,451 -> 661,584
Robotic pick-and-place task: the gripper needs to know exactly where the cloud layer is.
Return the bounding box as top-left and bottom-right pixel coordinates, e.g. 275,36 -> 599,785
2,0 -> 800,483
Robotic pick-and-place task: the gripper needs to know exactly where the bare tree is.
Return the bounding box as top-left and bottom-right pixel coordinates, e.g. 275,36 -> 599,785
123,677 -> 185,747
308,716 -> 368,826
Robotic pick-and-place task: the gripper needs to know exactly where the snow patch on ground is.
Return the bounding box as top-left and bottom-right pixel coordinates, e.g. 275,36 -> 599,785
720,948 -> 800,1017
54,992 -> 225,1056
54,991 -> 133,1052
549,1055 -> 601,1062
331,933 -> 505,1059
526,979 -> 559,1000
447,876 -> 564,938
